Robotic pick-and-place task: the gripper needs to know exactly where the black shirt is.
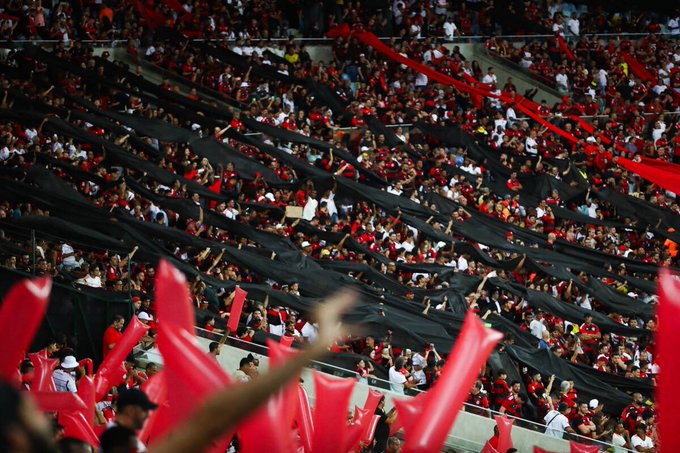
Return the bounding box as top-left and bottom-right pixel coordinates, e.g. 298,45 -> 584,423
373,407 -> 390,453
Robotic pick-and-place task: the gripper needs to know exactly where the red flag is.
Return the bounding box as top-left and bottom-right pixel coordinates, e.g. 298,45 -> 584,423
658,269 -> 680,451
227,287 -> 248,333
558,35 -> 575,61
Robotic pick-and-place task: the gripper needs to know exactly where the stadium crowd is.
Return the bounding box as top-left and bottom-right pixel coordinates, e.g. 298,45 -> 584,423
1,1 -> 679,452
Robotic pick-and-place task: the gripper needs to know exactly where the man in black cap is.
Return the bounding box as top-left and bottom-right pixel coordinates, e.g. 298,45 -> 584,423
103,388 -> 158,452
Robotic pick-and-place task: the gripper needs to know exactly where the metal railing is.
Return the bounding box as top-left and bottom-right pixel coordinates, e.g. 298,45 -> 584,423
0,30 -> 676,49
189,326 -> 636,453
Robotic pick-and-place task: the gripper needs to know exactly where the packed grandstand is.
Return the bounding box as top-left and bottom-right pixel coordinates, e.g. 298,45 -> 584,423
1,0 -> 679,451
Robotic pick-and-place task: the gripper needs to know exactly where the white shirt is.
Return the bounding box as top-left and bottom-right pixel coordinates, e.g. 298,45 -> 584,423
389,367 -> 407,394
412,369 -> 427,385
556,73 -> 569,90
631,434 -> 654,450
400,240 -> 415,252
61,243 -> 78,266
300,322 -> 318,342
530,319 -> 547,339
525,136 -> 538,155
611,432 -> 627,453
669,17 -> 679,34
443,21 -> 457,40
302,197 -> 318,221
83,274 -> 102,288
567,18 -> 580,36
320,191 -> 337,218
415,72 -> 428,87
482,73 -> 497,85
552,23 -> 564,36
457,255 -> 469,271
544,410 -> 570,438
53,369 -> 77,392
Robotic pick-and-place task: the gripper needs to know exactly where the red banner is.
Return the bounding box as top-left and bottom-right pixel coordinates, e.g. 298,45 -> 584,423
616,156 -> 680,195
227,286 -> 248,333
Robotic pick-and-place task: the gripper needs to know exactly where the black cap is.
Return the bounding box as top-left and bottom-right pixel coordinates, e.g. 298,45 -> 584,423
117,389 -> 158,411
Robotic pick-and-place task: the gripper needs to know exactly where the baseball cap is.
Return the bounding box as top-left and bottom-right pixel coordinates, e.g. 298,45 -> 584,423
117,388 -> 158,411
138,312 -> 153,322
301,241 -> 311,248
589,399 -> 599,409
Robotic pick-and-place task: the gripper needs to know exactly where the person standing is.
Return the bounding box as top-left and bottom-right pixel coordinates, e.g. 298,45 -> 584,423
373,396 -> 397,453
388,357 -> 415,395
104,388 -> 158,452
103,315 -> 125,359
53,356 -> 79,393
544,402 -> 575,438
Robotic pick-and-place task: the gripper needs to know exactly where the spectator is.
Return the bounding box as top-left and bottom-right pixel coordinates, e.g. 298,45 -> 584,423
544,402 -> 575,438
388,356 -> 415,395
631,423 -> 655,452
106,388 -> 158,453
53,356 -> 79,393
102,316 -> 124,359
233,357 -> 255,383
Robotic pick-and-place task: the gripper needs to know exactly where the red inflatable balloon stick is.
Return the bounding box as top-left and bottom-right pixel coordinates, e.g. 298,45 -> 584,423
28,352 -> 58,392
658,269 -> 680,453
138,371 -> 167,444
360,415 -> 380,448
480,443 -> 499,453
32,392 -> 87,412
310,371 -> 356,453
238,340 -> 299,453
391,391 -> 430,436
363,388 -> 383,415
533,447 -> 553,453
402,312 -> 503,453
0,277 -> 51,381
95,316 -> 150,400
59,411 -> 100,447
343,407 -> 369,452
296,385 -> 314,453
149,322 -> 232,444
569,441 -> 600,453
77,376 -> 96,426
155,259 -> 193,332
493,414 -> 515,453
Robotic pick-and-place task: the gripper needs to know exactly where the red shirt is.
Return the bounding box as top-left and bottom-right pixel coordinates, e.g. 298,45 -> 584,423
501,394 -> 522,417
102,326 -> 122,359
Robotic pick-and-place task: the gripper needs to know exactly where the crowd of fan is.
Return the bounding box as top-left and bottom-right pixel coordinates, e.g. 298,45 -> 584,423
0,0 -> 677,43
0,2 -> 677,452
487,18 -> 680,108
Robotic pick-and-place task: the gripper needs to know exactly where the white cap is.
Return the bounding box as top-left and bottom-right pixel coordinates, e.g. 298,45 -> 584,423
138,312 -> 153,322
589,399 -> 599,409
61,356 -> 79,369
265,192 -> 275,202
301,241 -> 311,248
